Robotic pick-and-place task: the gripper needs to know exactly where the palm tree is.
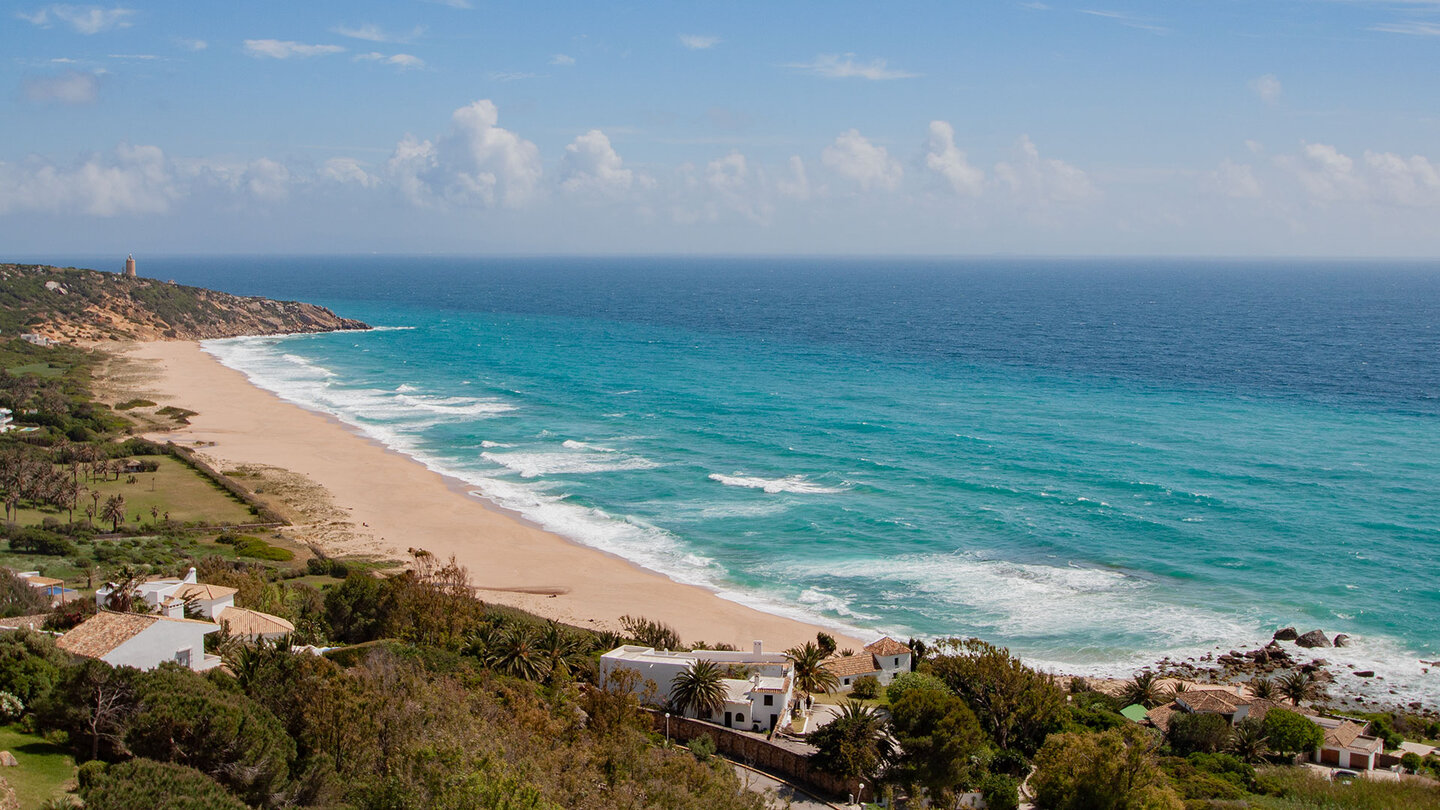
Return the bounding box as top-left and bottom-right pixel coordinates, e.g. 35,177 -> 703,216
786,641 -> 839,698
1229,717 -> 1270,763
1121,671 -> 1165,708
1249,677 -> 1278,701
101,493 -> 125,531
809,699 -> 895,784
149,505 -> 159,524
669,659 -> 728,720
1166,680 -> 1190,699
539,621 -> 585,680
492,625 -> 551,681
1279,670 -> 1318,706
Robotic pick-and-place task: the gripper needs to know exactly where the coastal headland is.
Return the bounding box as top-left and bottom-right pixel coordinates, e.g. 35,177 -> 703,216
105,338 -> 864,652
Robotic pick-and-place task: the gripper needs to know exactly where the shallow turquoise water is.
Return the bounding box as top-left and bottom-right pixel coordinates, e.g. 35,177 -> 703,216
133,256 -> 1440,702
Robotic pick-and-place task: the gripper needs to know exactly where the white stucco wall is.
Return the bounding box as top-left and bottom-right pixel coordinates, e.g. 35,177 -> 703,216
102,621 -> 218,671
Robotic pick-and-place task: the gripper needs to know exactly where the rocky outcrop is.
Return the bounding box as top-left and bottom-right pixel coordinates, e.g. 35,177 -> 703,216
1333,634 -> 1351,648
0,263 -> 369,342
1296,630 -> 1332,649
1273,627 -> 1299,641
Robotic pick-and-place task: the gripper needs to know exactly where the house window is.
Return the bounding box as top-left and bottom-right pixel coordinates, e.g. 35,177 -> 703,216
764,695 -> 773,706
894,657 -> 900,667
175,648 -> 192,668
844,678 -> 851,685
735,713 -> 744,724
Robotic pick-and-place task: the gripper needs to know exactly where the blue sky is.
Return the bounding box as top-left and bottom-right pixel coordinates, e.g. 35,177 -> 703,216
3,1 -> 1439,256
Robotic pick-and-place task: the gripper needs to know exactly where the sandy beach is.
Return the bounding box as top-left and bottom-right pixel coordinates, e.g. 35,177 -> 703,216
101,339 -> 863,652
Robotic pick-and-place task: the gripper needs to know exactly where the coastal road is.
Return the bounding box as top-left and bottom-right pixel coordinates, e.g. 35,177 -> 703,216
730,762 -> 841,809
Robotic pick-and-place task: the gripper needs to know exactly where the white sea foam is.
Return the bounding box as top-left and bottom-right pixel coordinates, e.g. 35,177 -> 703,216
562,439 -> 617,452
482,450 -> 659,478
480,440 -> 510,449
708,472 -> 848,495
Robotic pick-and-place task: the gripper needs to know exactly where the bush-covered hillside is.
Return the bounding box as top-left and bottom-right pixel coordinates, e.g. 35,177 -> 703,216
0,264 -> 368,341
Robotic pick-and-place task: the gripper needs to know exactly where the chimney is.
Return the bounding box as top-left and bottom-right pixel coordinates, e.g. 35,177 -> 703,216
184,567 -> 198,584
753,640 -> 763,656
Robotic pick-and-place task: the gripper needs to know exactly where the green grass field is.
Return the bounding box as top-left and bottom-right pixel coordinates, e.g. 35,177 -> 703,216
4,362 -> 67,379
0,724 -> 77,806
14,456 -> 257,528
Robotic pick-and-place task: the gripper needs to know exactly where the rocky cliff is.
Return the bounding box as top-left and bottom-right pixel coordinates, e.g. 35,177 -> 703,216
0,263 -> 369,341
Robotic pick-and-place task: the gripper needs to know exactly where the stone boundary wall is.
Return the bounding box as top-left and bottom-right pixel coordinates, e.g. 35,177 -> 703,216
643,709 -> 857,800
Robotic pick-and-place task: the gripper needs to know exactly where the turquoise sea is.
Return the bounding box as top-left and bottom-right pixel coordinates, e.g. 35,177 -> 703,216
119,256 -> 1440,703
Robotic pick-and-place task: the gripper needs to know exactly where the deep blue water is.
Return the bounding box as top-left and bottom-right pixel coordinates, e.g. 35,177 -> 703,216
117,256 -> 1440,700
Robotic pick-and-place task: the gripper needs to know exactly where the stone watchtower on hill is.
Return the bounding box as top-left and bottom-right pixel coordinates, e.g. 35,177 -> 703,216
123,254 -> 137,278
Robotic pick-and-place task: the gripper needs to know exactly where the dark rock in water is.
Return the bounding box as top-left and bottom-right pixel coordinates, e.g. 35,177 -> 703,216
1333,634 -> 1351,647
1296,630 -> 1331,648
1354,671 -> 1376,678
1274,627 -> 1300,641
1266,641 -> 1283,650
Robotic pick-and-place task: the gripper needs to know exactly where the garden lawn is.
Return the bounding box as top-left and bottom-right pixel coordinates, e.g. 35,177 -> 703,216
14,455 -> 257,528
0,724 -> 77,806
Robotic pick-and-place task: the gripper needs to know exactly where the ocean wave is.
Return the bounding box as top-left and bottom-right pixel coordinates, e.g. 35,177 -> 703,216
562,439 -> 617,452
708,472 -> 848,495
482,450 -> 659,478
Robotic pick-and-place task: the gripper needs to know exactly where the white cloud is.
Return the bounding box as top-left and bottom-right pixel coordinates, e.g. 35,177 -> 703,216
784,53 -> 918,80
386,99 -> 543,209
1078,9 -> 1169,34
333,23 -> 423,43
243,39 -> 345,59
924,121 -> 985,196
0,143 -> 178,216
19,5 -> 136,34
1204,159 -> 1262,199
560,130 -> 640,198
993,135 -> 1096,204
22,70 -> 101,104
1370,21 -> 1440,36
1250,74 -> 1282,105
488,71 -> 537,82
1276,142 -> 1440,207
776,156 -> 811,200
822,129 -> 903,190
356,52 -> 425,70
1364,151 -> 1440,206
679,34 -> 721,50
177,38 -> 207,51
550,53 -> 575,66
242,158 -> 290,202
320,157 -> 376,188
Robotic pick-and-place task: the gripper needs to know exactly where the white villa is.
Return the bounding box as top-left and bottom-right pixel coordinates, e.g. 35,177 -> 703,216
95,567 -> 294,640
57,610 -> 222,671
601,642 -> 797,733
822,637 -> 914,692
0,407 -> 13,433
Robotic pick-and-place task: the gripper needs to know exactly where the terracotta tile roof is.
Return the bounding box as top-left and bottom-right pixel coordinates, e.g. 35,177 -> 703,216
1146,701 -> 1180,731
175,583 -> 238,601
218,608 -> 294,638
57,612 -> 158,659
0,614 -> 52,630
822,653 -> 880,679
1245,698 -> 1282,724
1176,689 -> 1249,714
56,611 -> 218,660
1324,720 -> 1368,750
864,637 -> 912,657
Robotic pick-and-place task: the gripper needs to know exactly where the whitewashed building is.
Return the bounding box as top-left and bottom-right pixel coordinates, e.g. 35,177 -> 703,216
823,637 -> 915,692
57,610 -> 222,671
95,567 -> 291,638
600,642 -> 797,732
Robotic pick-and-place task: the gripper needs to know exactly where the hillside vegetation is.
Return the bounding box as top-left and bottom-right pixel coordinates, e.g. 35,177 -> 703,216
0,263 -> 368,341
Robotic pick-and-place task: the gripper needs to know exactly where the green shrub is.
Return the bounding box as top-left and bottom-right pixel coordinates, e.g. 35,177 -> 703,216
0,690 -> 22,722
689,733 -> 716,761
8,527 -> 76,556
980,772 -> 1019,810
113,399 -> 156,410
886,670 -> 950,705
234,537 -> 293,561
850,674 -> 880,699
80,758 -> 247,810
1401,751 -> 1423,772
